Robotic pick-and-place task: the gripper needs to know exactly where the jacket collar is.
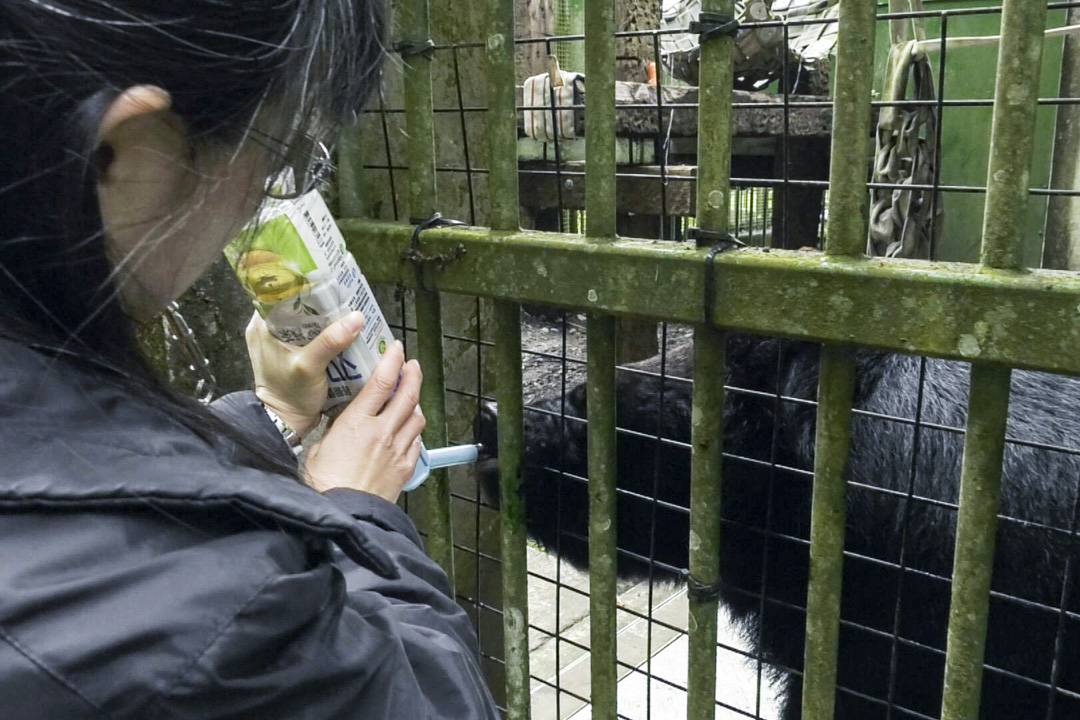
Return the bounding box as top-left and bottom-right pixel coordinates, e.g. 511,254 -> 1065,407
0,339 -> 399,579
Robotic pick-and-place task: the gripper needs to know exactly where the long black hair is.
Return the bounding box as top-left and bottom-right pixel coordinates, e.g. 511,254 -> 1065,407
0,0 -> 386,474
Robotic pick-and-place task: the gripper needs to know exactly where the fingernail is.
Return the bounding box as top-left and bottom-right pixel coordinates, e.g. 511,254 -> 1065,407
342,312 -> 364,335
395,340 -> 404,353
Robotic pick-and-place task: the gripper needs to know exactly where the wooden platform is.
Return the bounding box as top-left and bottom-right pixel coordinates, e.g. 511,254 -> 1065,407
517,80 -> 834,139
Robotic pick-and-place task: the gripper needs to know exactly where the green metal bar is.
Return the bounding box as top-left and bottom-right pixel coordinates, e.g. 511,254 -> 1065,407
687,0 -> 734,712
486,0 -> 527,711
585,0 -> 616,240
802,2 -> 875,714
485,0 -> 519,232
399,0 -> 437,219
1042,5 -> 1080,271
398,0 -> 453,583
939,3 -> 1042,717
583,0 -> 618,715
687,325 -> 726,720
980,0 -> 1049,270
801,345 -> 857,720
337,129 -> 366,219
492,300 -> 531,720
414,292 -> 454,586
694,0 -> 734,234
586,313 -> 618,720
339,220 -> 1080,377
823,0 -> 877,257
940,364 -> 1012,720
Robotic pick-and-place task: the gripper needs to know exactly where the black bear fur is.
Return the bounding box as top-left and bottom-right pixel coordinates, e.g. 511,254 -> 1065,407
475,335 -> 1080,720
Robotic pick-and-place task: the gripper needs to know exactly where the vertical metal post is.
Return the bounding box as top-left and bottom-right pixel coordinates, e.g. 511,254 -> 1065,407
979,0 -> 1048,271
585,313 -> 618,719
801,2 -> 875,718
801,344 -> 857,720
686,327 -> 726,720
337,130 -> 366,218
486,0 -> 520,233
1044,6 -> 1080,269
584,0 -> 618,714
399,0 -> 454,584
822,0 -> 877,259
493,301 -> 530,720
941,1 -> 1045,717
687,0 -> 734,715
940,364 -> 1011,720
486,0 -> 530,713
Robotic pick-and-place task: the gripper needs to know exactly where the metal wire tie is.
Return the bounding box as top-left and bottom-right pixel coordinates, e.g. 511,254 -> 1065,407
689,12 -> 741,43
687,227 -> 744,328
683,569 -> 724,602
393,39 -> 436,60
404,213 -> 467,292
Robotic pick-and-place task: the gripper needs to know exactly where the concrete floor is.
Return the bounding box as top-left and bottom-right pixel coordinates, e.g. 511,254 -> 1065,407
525,546 -> 783,720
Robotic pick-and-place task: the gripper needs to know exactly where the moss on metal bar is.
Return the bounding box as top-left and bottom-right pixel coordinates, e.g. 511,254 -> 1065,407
336,131 -> 365,219
687,0 -> 734,711
801,345 -> 857,720
687,325 -> 727,720
940,364 -> 1012,720
694,0 -> 735,235
801,2 -> 876,710
399,0 -> 454,585
399,0 -> 437,219
938,3 -> 1046,717
586,313 -> 618,720
415,290 -> 455,586
582,0 -> 619,714
823,0 -> 876,257
980,0 -> 1049,270
338,221 -> 1080,376
485,0 -> 518,231
492,300 -> 531,720
585,0 -> 617,239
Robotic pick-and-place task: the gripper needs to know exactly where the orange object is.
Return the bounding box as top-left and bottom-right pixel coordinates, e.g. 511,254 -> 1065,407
647,61 -> 657,87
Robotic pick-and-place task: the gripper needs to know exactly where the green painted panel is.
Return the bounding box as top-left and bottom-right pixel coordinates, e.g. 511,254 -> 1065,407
872,1 -> 1066,264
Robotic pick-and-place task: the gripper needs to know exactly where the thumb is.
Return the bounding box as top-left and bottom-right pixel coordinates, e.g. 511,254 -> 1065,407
299,311 -> 365,370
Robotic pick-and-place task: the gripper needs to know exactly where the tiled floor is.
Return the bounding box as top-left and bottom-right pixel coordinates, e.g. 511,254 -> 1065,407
526,546 -> 783,720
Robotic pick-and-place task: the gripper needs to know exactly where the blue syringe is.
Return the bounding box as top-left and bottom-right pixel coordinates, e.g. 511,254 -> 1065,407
404,443 -> 484,492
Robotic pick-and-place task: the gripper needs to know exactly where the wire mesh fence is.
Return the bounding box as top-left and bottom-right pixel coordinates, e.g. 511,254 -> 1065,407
338,1 -> 1080,718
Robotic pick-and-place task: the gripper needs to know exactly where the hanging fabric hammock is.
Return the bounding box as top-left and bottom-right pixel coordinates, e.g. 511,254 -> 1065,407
868,41 -> 944,259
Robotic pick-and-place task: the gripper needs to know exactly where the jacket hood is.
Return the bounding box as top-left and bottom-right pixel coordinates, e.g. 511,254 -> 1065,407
0,338 -> 399,579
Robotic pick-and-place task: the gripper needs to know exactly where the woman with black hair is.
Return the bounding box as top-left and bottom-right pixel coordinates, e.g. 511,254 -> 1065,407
0,2 -> 498,717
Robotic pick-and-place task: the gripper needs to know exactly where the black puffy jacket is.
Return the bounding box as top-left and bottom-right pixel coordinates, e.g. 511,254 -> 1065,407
0,339 -> 499,719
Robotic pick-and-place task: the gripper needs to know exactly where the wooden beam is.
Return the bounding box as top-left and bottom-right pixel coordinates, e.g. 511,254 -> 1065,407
517,81 -> 834,138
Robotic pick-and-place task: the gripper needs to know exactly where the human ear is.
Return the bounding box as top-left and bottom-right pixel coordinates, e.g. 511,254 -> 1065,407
96,85 -> 194,249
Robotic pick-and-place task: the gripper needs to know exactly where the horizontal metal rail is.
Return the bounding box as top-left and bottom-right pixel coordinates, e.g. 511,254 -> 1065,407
340,219 -> 1080,376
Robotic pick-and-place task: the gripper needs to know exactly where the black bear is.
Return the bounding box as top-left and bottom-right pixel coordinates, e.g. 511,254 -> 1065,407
475,335 -> 1080,720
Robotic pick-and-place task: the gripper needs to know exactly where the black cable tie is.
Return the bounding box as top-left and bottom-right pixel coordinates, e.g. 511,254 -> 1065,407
688,227 -> 745,328
404,213 -> 467,292
689,12 -> 740,43
683,570 -> 724,603
393,39 -> 436,60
